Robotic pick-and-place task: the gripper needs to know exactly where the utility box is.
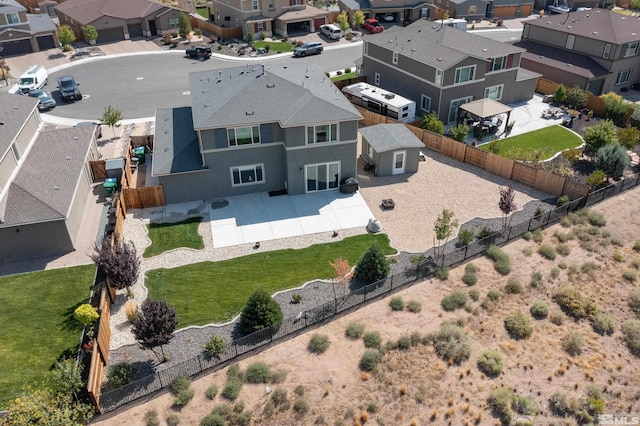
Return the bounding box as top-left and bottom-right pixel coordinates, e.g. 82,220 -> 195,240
104,178 -> 118,197
134,146 -> 146,165
105,158 -> 125,180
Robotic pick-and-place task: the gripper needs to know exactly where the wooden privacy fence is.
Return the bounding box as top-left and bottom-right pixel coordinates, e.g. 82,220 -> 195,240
87,287 -> 113,411
130,135 -> 154,152
89,160 -> 108,181
189,17 -> 243,39
115,140 -> 166,210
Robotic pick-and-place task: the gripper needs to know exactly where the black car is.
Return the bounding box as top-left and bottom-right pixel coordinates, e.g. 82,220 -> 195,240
186,46 -> 212,60
57,75 -> 82,102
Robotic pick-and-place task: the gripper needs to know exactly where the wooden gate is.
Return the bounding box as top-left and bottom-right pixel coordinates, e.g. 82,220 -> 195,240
89,160 -> 108,181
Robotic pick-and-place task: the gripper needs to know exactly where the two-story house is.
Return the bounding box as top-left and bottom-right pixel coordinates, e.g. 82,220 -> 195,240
358,21 -> 540,124
152,63 -> 363,204
429,0 -> 533,21
339,0 -> 430,26
0,93 -> 99,263
209,0 -> 330,38
517,9 -> 640,95
0,0 -> 58,56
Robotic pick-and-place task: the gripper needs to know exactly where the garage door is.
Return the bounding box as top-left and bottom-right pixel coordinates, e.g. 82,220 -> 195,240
0,39 -> 32,56
493,5 -> 517,16
313,17 -> 325,30
97,27 -> 124,43
127,23 -> 143,38
36,35 -> 56,50
520,5 -> 532,15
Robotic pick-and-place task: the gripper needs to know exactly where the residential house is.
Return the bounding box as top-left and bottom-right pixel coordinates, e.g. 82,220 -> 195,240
0,0 -> 57,56
358,21 -> 540,124
55,0 -> 184,43
517,9 -> 640,94
338,0 -> 431,26
0,92 -> 99,262
152,62 -> 363,204
429,0 -> 533,21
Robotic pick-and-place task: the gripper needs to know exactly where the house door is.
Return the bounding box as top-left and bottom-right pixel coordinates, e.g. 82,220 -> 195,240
149,20 -> 157,36
392,151 -> 406,175
587,79 -> 604,95
486,1 -> 494,17
305,162 -> 340,192
448,96 -> 473,124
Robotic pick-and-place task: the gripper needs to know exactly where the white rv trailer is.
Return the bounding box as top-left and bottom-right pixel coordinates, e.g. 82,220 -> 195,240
342,82 -> 416,123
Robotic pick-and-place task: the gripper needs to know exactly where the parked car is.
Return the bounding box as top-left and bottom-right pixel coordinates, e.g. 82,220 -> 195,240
75,121 -> 102,139
293,42 -> 323,57
382,13 -> 395,21
57,75 -> 82,102
18,65 -> 48,93
320,24 -> 343,40
26,89 -> 56,110
362,18 -> 384,33
186,46 -> 212,60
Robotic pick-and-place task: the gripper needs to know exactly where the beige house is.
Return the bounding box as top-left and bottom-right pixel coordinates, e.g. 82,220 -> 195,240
0,0 -> 58,56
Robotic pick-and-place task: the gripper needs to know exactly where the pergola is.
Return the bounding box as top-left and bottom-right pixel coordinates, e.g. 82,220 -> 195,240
458,98 -> 513,135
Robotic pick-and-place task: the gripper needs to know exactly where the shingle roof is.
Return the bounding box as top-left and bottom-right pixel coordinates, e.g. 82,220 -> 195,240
515,40 -> 610,79
27,13 -> 57,33
152,107 -> 202,176
189,62 -> 363,130
365,21 -> 524,70
525,9 -> 640,45
0,93 -> 38,162
1,127 -> 94,226
339,0 -> 370,10
55,0 -> 172,25
0,0 -> 25,14
360,124 -> 424,153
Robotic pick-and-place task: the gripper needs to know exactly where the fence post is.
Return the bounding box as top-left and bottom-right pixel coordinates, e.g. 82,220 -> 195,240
364,283 -> 367,301
234,343 -> 238,357
198,354 -> 203,372
304,310 -> 307,327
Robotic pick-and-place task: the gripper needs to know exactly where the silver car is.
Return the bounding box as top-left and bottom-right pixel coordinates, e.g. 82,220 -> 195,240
293,42 -> 323,57
27,89 -> 56,110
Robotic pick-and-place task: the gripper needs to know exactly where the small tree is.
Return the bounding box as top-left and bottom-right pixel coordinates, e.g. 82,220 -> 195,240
601,92 -> 631,124
448,123 -> 469,142
48,359 -> 85,398
82,25 -> 98,43
246,30 -> 254,46
99,104 -> 123,139
618,126 -> 640,150
178,13 -> 191,38
564,86 -> 588,109
330,257 -> 351,302
433,209 -> 459,258
58,25 -> 76,48
352,10 -> 365,29
498,186 -> 517,230
583,119 -> 618,154
238,287 -> 283,336
132,299 -> 179,362
91,238 -> 141,292
596,143 -> 630,179
354,243 -> 390,285
553,84 -> 567,105
336,11 -> 350,32
420,111 -> 445,135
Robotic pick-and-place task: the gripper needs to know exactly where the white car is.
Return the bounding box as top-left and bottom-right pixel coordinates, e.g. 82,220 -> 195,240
320,24 -> 343,40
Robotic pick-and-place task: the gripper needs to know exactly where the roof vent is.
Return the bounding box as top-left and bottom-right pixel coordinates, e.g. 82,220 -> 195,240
567,26 -> 572,29
592,31 -> 598,35
246,111 -> 254,115
384,94 -> 395,99
53,185 -> 59,190
633,33 -> 637,36
411,48 -> 416,53
437,57 -> 443,61
73,136 -> 79,140
566,63 -> 572,67
266,83 -> 275,88
546,21 -> 551,24
66,156 -> 71,160
482,48 -> 488,52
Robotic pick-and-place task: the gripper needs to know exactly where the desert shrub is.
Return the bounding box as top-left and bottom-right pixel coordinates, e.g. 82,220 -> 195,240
556,195 -> 570,207
144,409 -> 160,426
465,263 -> 477,273
406,300 -> 422,313
538,244 -> 557,260
432,322 -> 471,364
359,350 -> 383,372
556,243 -> 571,257
397,335 -> 412,350
221,378 -> 242,401
410,331 -> 422,346
487,387 -> 514,424
562,331 -> 585,356
245,362 -> 270,383
504,311 -> 533,339
480,298 -> 494,311
553,286 -> 598,319
200,414 -> 225,426
554,231 -> 573,243
549,310 -> 565,325
530,301 -> 549,319
205,384 -> 218,400
267,369 -> 286,384
435,265 -> 449,280
210,404 -> 232,418
629,288 -> 640,317
512,395 -> 538,416
592,313 -> 616,335
549,392 -> 570,417
462,264 -> 478,286
477,349 -> 503,377
634,241 -> 640,252
124,300 -> 138,322
171,376 -> 194,407
530,271 -> 543,287
532,228 -> 544,243
293,398 -> 309,417
487,289 -> 501,301
486,245 -> 511,275
550,267 -> 560,279
458,229 -> 474,246
623,270 -> 638,282
477,226 -> 492,240
363,331 -> 382,349
587,211 -> 606,227
346,322 -> 365,339
504,278 -> 523,294
441,292 -> 467,311
204,335 -> 225,359
270,388 -> 289,410
166,413 -> 180,426
621,320 -> 640,357
389,296 -> 405,311
522,231 -> 533,241
107,363 -> 136,389
469,289 -> 480,301
291,293 -> 302,304
308,334 -> 330,354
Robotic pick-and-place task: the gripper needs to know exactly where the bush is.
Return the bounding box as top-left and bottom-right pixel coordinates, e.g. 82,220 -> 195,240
432,322 -> 471,364
238,287 -> 283,337
621,319 -> 640,357
406,300 -> 422,313
530,271 -> 543,287
522,231 -> 533,241
359,350 -> 383,372
597,143 -> 629,179
592,313 -> 616,335
629,288 -> 640,317
124,300 -> 138,322
205,384 -> 218,400
584,118 -> 618,153
487,387 -> 514,423
556,195 -> 570,207
204,335 -> 225,359
586,170 -> 607,188
549,310 -> 565,325
548,392 -> 570,417
200,414 -> 225,426
462,265 -> 478,286
420,111 -> 445,134
565,86 -> 588,110
221,378 -> 243,401
469,289 -> 480,301
477,349 -> 503,377
293,398 -> 309,417
486,245 -> 511,275
346,322 -> 365,339
538,244 -> 557,260
477,226 -> 492,240
354,243 -> 390,284
397,335 -> 412,350
245,362 -> 270,383
441,292 -> 467,311
363,331 -> 382,348
166,413 -> 180,426
270,388 -> 289,409
530,301 -> 549,319
504,278 -> 523,294
623,269 -> 638,282
171,377 -> 194,407
562,331 -> 585,356
308,334 -> 330,354
435,265 -> 449,280
389,296 -> 405,311
554,286 -> 598,319
458,229 -> 474,246
504,311 -> 533,339
291,293 -> 302,304
107,363 -> 136,389
144,409 -> 160,426
73,303 -> 99,325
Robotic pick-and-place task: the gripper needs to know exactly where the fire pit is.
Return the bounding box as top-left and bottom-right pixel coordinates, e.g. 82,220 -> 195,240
381,199 -> 395,210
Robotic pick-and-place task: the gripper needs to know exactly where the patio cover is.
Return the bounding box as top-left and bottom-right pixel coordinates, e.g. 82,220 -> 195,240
458,98 -> 512,133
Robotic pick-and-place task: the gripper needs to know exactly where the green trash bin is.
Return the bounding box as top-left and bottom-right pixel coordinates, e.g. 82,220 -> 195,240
104,178 -> 117,197
134,146 -> 146,165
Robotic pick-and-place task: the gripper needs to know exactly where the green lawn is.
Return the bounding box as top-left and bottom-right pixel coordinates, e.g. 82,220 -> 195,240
331,72 -> 357,82
146,234 -> 396,328
0,265 -> 96,409
478,125 -> 583,161
196,7 -> 209,19
253,41 -> 295,52
143,217 -> 204,258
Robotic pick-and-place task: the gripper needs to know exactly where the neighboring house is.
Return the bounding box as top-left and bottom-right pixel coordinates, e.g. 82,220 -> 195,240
429,0 -> 533,21
517,9 -> 640,95
0,0 -> 58,56
339,0 -> 430,26
210,0 -> 329,38
152,62 -> 363,204
360,124 -> 424,176
55,0 -> 184,43
358,21 -> 540,124
0,93 -> 99,262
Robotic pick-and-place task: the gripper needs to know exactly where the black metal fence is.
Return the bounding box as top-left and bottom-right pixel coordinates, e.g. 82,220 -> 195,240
98,173 -> 640,413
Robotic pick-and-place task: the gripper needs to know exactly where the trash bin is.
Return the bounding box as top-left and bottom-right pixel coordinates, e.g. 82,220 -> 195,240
104,178 -> 117,197
340,177 -> 359,194
134,146 -> 146,165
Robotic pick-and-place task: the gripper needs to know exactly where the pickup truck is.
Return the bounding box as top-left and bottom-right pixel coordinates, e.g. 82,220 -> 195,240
362,18 -> 384,33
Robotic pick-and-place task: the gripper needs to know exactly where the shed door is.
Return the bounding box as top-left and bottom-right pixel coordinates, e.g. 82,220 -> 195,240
392,150 -> 406,175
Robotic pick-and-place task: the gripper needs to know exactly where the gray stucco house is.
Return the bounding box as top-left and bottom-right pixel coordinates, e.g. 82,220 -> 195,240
358,21 -> 540,124
339,0 -> 430,26
430,0 -> 533,21
360,124 -> 424,176
0,93 -> 99,263
152,62 -> 363,204
0,0 -> 58,56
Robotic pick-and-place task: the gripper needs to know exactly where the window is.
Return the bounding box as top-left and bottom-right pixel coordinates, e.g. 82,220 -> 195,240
623,42 -> 639,58
565,34 -> 575,50
603,43 -> 611,59
306,162 -> 340,192
435,69 -> 442,86
468,5 -> 477,14
268,0 -> 275,9
491,56 -> 507,72
374,72 -> 380,85
228,126 -> 260,146
367,143 -> 373,158
231,164 -> 264,186
307,124 -> 337,144
484,84 -> 503,100
616,69 -> 631,85
257,22 -> 263,32
6,13 -> 19,24
420,94 -> 431,112
448,96 -> 472,123
363,41 -> 368,55
523,24 -> 529,38
454,65 -> 475,84
252,0 -> 259,10
11,143 -> 21,161
169,17 -> 179,28
392,51 -> 398,65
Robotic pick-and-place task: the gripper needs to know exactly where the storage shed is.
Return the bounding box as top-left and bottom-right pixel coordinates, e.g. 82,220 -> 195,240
360,124 -> 425,176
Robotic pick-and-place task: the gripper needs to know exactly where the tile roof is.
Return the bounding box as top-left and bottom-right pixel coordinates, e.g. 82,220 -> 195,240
0,92 -> 38,162
189,62 -> 362,130
360,123 -> 424,153
515,40 -> 610,79
1,127 -> 94,226
525,9 -> 640,45
55,0 -> 172,25
153,107 -> 202,176
365,21 -> 524,70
